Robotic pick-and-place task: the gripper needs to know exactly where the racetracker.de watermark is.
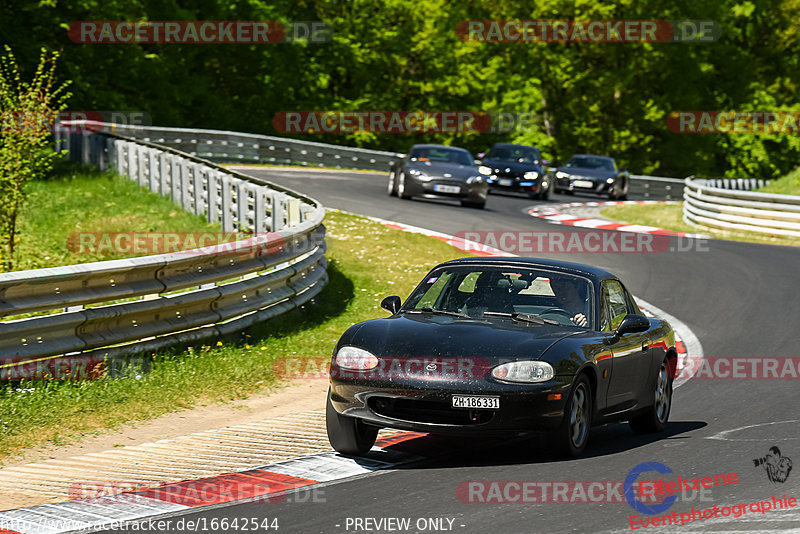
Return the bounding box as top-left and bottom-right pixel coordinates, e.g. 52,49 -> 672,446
67,480 -> 324,505
273,111 -> 492,134
456,20 -> 720,43
677,357 -> 800,380
273,356 -> 492,381
66,232 -> 286,256
68,21 -> 332,44
667,111 -> 800,134
1,110 -> 150,134
457,480 -> 714,504
454,230 -> 709,254
273,110 -> 548,134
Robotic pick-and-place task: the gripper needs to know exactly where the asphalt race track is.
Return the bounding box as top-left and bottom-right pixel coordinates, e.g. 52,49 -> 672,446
108,167 -> 800,533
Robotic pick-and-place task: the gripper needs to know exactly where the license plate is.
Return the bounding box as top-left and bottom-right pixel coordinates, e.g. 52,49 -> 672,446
433,184 -> 460,194
498,179 -> 513,187
451,395 -> 500,409
573,180 -> 594,188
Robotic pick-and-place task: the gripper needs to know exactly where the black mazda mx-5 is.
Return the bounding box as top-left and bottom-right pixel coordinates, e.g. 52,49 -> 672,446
326,257 -> 676,457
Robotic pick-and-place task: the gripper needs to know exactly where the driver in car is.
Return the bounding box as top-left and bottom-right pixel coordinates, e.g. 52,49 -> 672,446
550,278 -> 588,327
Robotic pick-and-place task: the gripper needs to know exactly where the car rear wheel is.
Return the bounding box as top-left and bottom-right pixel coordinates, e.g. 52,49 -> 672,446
326,390 -> 378,456
552,374 -> 592,457
387,171 -> 397,196
629,358 -> 672,434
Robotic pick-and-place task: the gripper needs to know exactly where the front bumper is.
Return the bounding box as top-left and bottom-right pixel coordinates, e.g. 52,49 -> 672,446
409,178 -> 487,201
488,175 -> 540,193
555,176 -> 610,194
329,375 -> 573,436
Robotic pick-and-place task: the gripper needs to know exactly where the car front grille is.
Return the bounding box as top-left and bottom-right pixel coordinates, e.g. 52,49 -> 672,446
368,396 -> 494,425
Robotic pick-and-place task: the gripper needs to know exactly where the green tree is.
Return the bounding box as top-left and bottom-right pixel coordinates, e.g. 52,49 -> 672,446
0,46 -> 71,271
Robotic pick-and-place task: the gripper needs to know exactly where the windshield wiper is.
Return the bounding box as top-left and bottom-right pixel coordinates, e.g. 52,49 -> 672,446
482,311 -> 559,326
411,307 -> 471,319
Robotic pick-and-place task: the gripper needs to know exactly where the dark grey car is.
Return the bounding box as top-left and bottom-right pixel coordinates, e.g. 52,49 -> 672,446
388,144 -> 489,209
553,154 -> 630,200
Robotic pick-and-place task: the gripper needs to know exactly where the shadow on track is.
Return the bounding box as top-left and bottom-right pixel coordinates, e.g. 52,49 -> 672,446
369,420 -> 707,469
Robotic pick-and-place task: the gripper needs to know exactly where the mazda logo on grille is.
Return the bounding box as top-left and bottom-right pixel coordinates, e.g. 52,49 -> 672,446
426,363 -> 437,371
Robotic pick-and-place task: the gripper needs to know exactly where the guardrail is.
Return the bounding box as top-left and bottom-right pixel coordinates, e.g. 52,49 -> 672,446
0,124 -> 328,377
99,123 -> 689,200
683,178 -> 800,237
100,123 -> 405,171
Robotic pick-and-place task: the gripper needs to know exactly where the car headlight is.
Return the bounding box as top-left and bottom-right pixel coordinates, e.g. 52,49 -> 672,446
524,171 -> 539,179
478,165 -> 492,176
467,175 -> 484,184
606,177 -> 615,184
555,171 -> 568,179
491,361 -> 554,383
335,346 -> 379,370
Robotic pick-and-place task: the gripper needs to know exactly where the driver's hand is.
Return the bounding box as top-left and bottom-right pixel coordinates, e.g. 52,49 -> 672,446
571,313 -> 587,327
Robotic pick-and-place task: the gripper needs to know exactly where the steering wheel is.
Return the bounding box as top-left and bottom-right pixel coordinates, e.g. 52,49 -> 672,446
538,307 -> 576,323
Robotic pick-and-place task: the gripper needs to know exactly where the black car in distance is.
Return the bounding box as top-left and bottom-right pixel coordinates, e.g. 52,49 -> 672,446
553,154 -> 630,199
480,143 -> 550,199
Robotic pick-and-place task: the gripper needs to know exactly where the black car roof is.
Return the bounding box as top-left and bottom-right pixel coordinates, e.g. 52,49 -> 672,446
437,256 -> 617,281
490,143 -> 540,150
410,144 -> 469,151
569,154 -> 615,161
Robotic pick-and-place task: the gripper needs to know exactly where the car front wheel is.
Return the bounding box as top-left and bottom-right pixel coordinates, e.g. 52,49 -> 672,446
552,374 -> 592,457
629,358 -> 672,434
397,172 -> 412,199
326,391 -> 378,456
387,171 -> 397,196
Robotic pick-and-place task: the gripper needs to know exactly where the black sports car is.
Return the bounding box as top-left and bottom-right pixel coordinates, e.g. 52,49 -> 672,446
326,257 -> 676,457
387,144 -> 489,209
553,154 -> 630,199
480,143 -> 550,199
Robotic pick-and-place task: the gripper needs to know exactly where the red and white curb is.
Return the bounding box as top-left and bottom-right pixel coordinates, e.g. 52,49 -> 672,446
0,433 -> 428,534
528,201 -> 709,238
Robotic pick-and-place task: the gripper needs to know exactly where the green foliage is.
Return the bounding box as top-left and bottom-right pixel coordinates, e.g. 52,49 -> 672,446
0,46 -> 71,271
1,0 -> 798,181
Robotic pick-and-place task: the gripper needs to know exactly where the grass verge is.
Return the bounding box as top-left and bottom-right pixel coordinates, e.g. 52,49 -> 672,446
600,203 -> 800,247
11,165 -> 222,272
755,167 -> 800,196
0,207 -> 474,461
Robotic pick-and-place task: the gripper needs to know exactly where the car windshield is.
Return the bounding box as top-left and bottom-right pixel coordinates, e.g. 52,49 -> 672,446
402,265 -> 593,328
410,146 -> 473,166
565,156 -> 615,171
487,146 -> 540,163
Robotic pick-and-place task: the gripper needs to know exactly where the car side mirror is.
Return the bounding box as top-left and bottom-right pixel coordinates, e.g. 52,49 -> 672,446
477,152 -> 486,159
542,159 -> 550,166
615,314 -> 650,337
381,295 -> 402,314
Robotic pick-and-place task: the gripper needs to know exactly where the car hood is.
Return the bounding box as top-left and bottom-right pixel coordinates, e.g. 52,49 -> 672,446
407,161 -> 478,180
483,159 -> 542,174
556,166 -> 616,179
342,314 -> 579,361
